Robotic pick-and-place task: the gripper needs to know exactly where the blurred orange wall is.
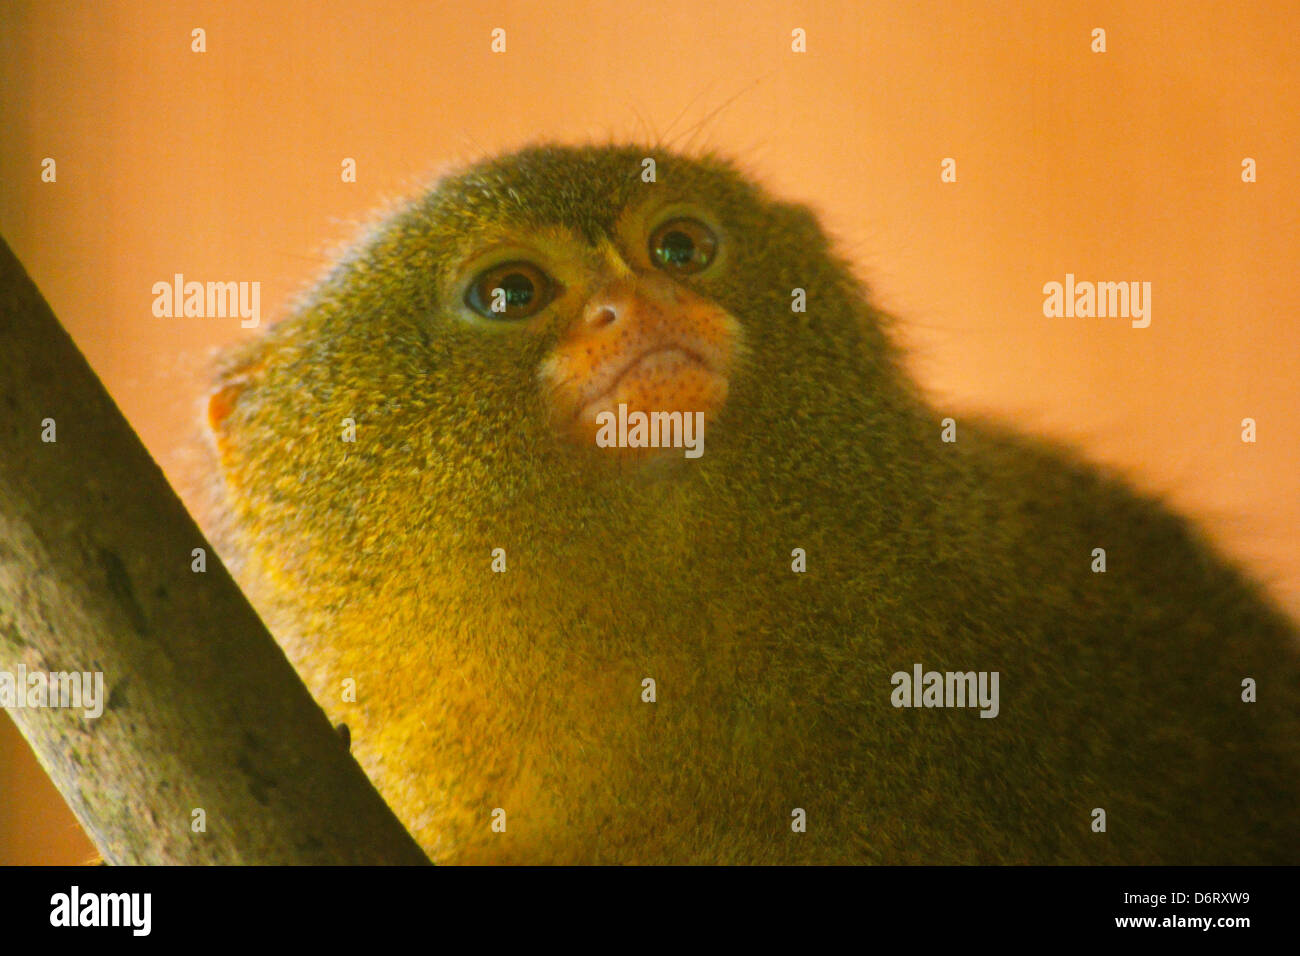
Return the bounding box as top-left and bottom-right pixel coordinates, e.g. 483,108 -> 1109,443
1,0 -> 1296,863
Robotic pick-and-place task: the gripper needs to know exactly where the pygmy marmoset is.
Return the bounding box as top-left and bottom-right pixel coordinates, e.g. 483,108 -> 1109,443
205,144 -> 1299,864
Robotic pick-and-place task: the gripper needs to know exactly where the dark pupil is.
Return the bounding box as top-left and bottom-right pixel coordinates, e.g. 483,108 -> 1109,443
497,273 -> 534,308
660,230 -> 695,265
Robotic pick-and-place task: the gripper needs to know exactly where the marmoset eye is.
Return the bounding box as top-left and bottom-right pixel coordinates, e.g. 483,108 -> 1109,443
648,218 -> 717,275
465,261 -> 555,319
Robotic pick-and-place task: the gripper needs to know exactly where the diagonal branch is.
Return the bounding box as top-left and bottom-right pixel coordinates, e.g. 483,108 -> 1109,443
0,235 -> 428,864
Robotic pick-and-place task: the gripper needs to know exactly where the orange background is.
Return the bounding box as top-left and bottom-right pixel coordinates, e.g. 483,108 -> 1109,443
1,0 -> 1296,864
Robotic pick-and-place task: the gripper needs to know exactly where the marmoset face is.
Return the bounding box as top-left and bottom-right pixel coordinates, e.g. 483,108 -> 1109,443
211,146 -> 884,489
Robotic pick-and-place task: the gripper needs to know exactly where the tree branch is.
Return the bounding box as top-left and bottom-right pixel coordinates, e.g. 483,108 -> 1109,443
0,235 -> 429,864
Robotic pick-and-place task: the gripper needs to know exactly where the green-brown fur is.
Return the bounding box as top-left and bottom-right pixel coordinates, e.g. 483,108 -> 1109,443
208,143 -> 1299,863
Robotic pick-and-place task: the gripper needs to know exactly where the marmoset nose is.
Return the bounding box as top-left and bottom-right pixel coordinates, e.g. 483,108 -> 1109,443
585,304 -> 618,330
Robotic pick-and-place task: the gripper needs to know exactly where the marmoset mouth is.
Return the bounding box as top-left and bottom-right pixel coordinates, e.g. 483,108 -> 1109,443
575,345 -> 724,426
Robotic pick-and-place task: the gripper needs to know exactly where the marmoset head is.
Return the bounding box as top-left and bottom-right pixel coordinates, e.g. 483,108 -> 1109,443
209,145 -> 912,511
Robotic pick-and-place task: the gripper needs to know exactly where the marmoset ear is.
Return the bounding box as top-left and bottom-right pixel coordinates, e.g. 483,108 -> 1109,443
205,346 -> 268,460
207,382 -> 243,436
